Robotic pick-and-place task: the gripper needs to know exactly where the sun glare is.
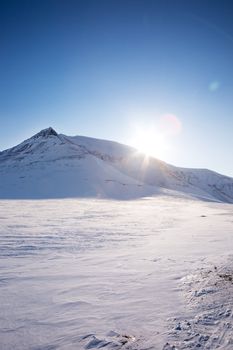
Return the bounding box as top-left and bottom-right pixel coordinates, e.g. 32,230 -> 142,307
129,126 -> 169,159
128,114 -> 181,160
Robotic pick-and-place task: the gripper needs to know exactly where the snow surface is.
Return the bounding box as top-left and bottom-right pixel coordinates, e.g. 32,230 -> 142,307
1,196 -> 233,349
1,127 -> 233,202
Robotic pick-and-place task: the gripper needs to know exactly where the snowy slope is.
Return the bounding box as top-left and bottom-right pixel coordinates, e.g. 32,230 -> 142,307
0,127 -> 233,201
0,128 -> 163,199
66,133 -> 233,202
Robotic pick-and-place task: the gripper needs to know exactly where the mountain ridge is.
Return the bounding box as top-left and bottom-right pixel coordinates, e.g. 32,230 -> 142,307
0,127 -> 233,202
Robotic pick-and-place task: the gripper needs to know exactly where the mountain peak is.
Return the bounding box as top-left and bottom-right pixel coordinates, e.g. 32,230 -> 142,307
32,127 -> 58,139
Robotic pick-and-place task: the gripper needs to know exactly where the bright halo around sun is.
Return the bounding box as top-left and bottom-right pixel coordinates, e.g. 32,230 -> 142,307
128,114 -> 182,160
129,126 -> 169,159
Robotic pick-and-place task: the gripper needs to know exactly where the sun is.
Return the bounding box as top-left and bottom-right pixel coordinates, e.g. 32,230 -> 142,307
127,115 -> 181,160
128,125 -> 169,159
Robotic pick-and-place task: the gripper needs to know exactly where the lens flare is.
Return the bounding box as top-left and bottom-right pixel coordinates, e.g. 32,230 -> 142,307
159,114 -> 182,135
209,81 -> 220,92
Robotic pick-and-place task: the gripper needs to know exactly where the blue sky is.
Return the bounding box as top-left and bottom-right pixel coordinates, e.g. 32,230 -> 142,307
1,0 -> 233,175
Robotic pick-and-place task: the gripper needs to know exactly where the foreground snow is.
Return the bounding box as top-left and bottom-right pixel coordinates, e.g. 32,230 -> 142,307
166,260 -> 233,349
0,196 -> 233,349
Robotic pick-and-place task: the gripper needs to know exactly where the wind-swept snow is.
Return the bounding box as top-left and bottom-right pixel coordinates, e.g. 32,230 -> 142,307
1,196 -> 233,349
166,259 -> 233,349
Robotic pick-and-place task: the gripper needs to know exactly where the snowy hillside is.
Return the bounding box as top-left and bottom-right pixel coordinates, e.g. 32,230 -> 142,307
1,127 -> 233,202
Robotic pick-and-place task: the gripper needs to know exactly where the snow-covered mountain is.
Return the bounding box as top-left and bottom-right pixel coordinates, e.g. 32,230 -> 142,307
1,127 -> 233,202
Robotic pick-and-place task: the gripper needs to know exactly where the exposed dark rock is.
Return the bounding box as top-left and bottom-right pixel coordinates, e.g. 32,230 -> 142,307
32,127 -> 58,139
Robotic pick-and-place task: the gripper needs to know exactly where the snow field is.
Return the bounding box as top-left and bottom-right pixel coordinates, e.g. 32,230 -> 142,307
0,196 -> 233,349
